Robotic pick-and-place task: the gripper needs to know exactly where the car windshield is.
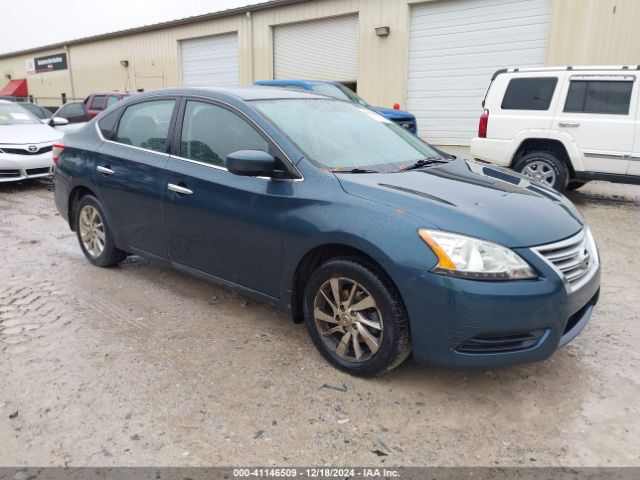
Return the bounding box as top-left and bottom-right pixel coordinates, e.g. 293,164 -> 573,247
0,103 -> 41,125
311,84 -> 369,107
254,99 -> 442,172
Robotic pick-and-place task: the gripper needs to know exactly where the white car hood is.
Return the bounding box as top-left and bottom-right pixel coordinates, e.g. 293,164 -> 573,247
0,124 -> 62,145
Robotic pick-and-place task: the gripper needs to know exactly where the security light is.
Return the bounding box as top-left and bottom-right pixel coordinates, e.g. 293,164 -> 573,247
375,26 -> 390,37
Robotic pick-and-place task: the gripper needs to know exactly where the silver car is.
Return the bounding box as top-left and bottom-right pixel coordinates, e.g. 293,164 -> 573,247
0,100 -> 64,183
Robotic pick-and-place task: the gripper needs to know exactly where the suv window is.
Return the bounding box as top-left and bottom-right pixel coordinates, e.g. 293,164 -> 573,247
54,102 -> 89,123
501,77 -> 558,110
90,95 -> 106,110
564,80 -> 634,115
115,100 -> 175,152
106,96 -> 120,108
180,100 -> 269,167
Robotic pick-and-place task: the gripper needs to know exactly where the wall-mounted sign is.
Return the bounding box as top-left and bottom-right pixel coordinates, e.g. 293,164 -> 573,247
33,53 -> 68,73
25,58 -> 35,75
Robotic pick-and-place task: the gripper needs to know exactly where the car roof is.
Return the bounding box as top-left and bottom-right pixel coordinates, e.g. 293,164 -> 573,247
0,99 -> 11,104
256,80 -> 338,88
125,86 -> 329,102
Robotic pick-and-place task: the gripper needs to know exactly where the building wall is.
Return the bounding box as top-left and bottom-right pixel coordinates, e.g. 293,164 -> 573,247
1,0 -> 639,109
547,0 -> 640,66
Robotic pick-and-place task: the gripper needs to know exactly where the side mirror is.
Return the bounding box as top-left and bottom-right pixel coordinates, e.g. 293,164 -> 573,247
49,117 -> 69,126
226,150 -> 277,177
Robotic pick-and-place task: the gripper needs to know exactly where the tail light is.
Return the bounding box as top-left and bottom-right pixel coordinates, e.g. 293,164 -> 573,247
478,109 -> 489,138
393,103 -> 400,110
52,143 -> 64,165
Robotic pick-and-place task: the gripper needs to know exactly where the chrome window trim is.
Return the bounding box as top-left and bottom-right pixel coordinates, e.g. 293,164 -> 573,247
530,228 -> 599,294
95,95 -> 304,181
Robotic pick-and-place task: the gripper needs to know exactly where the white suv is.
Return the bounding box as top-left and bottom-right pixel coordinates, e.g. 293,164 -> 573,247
470,66 -> 640,192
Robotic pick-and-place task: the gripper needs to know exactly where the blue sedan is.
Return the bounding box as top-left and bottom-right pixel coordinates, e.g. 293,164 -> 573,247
53,87 -> 600,376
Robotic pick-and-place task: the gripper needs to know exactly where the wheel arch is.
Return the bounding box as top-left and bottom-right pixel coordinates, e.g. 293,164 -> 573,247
289,243 -> 401,324
67,185 -> 98,231
510,134 -> 583,176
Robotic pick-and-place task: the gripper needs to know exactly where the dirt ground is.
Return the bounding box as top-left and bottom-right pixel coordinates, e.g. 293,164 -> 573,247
1,178 -> 639,468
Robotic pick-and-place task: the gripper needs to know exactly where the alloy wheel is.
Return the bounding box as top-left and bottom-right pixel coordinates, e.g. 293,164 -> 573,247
313,277 -> 383,363
521,160 -> 557,187
79,205 -> 105,258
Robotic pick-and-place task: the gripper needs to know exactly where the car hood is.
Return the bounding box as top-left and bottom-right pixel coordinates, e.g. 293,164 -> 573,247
371,106 -> 415,120
0,124 -> 62,144
335,159 -> 584,248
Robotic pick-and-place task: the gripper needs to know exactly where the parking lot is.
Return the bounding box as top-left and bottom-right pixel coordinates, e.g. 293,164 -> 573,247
1,176 -> 639,467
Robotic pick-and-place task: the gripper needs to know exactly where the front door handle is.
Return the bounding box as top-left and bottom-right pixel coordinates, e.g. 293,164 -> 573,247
168,183 -> 194,195
559,122 -> 580,128
97,165 -> 115,175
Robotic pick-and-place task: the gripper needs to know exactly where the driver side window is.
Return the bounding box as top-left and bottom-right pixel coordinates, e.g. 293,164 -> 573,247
180,100 -> 269,167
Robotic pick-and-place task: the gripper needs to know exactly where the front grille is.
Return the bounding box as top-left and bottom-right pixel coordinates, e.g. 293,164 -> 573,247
393,118 -> 416,133
0,145 -> 53,155
0,169 -> 21,178
457,330 -> 545,354
532,229 -> 598,293
26,167 -> 51,176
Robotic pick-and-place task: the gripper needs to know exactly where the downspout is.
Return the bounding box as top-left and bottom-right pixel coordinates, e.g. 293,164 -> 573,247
64,45 -> 76,100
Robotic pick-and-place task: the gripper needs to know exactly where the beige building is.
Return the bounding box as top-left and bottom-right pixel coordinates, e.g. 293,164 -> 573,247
1,0 -> 639,145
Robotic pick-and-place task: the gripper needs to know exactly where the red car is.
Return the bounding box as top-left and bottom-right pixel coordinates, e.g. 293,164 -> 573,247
84,92 -> 130,119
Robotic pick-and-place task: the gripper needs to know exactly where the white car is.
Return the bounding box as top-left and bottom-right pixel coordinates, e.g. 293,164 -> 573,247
470,66 -> 640,192
0,100 -> 66,182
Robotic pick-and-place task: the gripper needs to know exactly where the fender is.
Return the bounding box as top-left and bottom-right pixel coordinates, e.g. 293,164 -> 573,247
506,129 -> 583,171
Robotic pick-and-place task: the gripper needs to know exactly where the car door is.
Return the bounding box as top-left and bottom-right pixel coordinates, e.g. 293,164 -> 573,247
554,74 -> 636,174
163,98 -> 292,298
94,97 -> 178,258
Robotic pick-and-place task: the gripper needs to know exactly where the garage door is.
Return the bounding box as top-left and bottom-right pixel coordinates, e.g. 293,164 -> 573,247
274,15 -> 359,82
181,33 -> 239,87
407,0 -> 550,145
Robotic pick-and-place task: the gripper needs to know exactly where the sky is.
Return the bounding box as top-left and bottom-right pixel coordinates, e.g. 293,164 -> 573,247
0,0 -> 268,55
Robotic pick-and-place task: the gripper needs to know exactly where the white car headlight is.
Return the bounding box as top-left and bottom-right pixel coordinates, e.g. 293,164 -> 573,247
418,229 -> 536,280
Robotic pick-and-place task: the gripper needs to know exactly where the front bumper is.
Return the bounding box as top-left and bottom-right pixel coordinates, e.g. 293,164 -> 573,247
388,249 -> 601,369
0,152 -> 54,182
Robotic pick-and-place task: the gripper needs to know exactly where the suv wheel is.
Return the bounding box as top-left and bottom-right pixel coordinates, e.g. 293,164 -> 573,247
75,195 -> 126,267
303,257 -> 411,377
513,151 -> 569,192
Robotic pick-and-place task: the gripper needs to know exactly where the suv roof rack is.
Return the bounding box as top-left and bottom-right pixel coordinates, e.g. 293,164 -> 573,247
492,66 -> 640,78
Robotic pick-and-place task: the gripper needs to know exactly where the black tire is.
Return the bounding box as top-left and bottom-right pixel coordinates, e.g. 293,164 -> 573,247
565,180 -> 590,192
513,151 -> 569,192
75,195 -> 126,267
303,257 -> 411,377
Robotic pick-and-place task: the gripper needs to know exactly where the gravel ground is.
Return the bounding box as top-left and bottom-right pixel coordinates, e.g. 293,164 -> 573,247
0,178 -> 639,467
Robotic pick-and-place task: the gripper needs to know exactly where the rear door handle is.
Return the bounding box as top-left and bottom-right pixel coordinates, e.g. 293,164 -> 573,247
97,165 -> 115,175
168,183 -> 194,195
559,122 -> 580,128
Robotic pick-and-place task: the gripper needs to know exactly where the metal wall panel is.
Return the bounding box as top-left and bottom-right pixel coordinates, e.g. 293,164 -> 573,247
406,0 -> 550,145
181,33 -> 239,87
273,14 -> 359,81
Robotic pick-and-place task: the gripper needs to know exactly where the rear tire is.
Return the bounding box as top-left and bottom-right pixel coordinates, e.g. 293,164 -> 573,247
303,257 -> 411,377
513,151 -> 569,192
75,195 -> 126,267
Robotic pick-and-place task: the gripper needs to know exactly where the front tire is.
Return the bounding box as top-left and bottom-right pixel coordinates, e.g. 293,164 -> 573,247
75,195 -> 126,267
303,257 -> 411,377
513,151 -> 569,192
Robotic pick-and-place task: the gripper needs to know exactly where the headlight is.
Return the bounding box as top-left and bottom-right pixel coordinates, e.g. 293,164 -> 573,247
418,229 -> 536,280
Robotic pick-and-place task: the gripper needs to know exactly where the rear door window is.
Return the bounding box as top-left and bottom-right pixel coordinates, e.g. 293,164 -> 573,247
179,100 -> 268,167
564,80 -> 634,115
501,77 -> 558,110
114,100 -> 176,153
90,95 -> 106,110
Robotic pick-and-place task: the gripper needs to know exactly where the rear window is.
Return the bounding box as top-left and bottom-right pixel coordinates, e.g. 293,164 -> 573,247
564,80 -> 634,115
501,77 -> 558,110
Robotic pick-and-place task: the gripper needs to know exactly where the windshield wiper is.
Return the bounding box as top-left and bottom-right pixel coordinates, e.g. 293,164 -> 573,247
397,157 -> 448,172
332,168 -> 380,174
